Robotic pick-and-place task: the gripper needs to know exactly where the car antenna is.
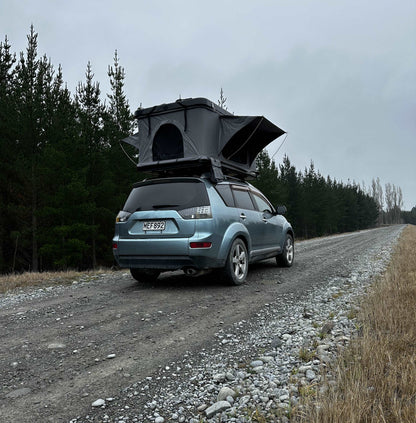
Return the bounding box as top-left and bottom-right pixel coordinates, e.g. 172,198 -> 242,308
271,133 -> 289,160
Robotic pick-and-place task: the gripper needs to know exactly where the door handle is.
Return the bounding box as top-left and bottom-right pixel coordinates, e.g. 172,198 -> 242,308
240,213 -> 246,220
262,217 -> 268,223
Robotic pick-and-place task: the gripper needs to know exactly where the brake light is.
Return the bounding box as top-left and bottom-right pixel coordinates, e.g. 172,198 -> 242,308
190,242 -> 212,249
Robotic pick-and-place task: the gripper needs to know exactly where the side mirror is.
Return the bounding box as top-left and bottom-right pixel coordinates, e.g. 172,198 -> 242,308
276,205 -> 287,215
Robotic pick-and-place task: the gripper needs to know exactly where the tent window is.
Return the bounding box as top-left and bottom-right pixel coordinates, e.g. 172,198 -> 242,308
152,124 -> 184,161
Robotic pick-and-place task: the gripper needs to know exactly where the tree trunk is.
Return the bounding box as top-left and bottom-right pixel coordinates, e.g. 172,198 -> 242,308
92,216 -> 97,269
31,162 -> 38,272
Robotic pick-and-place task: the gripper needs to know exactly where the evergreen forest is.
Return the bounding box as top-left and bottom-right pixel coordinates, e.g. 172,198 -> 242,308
0,28 -> 410,274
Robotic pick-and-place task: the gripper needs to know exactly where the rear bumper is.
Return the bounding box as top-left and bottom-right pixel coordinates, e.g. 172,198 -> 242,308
114,253 -> 225,270
112,233 -> 226,270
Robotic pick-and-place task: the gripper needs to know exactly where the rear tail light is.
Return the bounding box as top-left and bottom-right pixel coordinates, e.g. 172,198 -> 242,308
178,206 -> 212,219
112,243 -> 118,249
116,211 -> 131,223
190,242 -> 212,249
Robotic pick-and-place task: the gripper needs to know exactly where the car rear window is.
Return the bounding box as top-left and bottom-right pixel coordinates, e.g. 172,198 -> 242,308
123,180 -> 209,212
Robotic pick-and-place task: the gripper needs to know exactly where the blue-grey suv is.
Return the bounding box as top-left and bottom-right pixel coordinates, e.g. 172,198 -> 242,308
112,176 -> 294,285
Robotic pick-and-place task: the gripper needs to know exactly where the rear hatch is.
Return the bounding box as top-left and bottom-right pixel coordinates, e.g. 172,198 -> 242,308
115,178 -> 211,254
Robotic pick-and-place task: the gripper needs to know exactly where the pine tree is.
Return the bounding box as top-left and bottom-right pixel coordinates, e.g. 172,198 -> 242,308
107,50 -> 131,138
218,87 -> 228,110
105,50 -> 137,219
75,61 -> 106,268
0,36 -> 17,271
13,26 -> 59,271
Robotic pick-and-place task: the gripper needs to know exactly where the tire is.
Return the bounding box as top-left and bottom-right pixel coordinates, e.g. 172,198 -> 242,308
224,238 -> 249,285
130,268 -> 160,283
276,233 -> 294,267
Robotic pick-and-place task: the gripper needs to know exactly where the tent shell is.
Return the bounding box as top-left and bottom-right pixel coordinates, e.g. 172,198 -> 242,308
122,97 -> 285,181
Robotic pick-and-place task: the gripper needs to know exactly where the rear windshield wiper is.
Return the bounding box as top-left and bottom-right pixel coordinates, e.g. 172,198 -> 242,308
152,204 -> 179,209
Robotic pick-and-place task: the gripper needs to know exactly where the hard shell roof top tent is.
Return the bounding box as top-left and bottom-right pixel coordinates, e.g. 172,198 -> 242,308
121,97 -> 285,181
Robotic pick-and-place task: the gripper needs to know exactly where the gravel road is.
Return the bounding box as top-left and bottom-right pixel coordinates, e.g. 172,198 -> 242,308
0,225 -> 403,423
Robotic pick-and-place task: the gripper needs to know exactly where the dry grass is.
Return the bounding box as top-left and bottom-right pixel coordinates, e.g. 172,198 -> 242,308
295,225 -> 416,422
0,269 -> 110,294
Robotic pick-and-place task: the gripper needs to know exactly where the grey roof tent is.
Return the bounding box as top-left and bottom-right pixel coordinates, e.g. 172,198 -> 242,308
122,97 -> 285,181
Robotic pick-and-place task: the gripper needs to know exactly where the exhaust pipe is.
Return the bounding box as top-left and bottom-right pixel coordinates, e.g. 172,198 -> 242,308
183,267 -> 211,277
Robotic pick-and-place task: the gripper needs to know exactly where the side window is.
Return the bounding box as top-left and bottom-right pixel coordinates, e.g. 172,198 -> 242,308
232,187 -> 256,210
252,193 -> 273,213
215,184 -> 235,207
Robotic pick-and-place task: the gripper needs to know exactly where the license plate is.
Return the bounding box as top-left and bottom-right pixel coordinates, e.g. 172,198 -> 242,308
143,221 -> 166,231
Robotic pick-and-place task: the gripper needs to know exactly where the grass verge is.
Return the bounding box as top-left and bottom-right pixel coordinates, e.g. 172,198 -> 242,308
295,224 -> 416,422
0,269 -> 110,294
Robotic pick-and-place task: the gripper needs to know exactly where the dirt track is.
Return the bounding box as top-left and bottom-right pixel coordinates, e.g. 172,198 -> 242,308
0,226 -> 403,422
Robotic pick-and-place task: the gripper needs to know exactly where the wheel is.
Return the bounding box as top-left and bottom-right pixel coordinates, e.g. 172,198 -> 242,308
276,234 -> 294,267
130,268 -> 160,283
224,238 -> 248,285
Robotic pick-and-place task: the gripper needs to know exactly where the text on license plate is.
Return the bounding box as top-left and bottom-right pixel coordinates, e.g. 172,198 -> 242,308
143,221 -> 166,231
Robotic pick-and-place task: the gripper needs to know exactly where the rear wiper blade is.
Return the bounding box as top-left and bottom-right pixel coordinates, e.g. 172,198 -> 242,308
152,204 -> 178,209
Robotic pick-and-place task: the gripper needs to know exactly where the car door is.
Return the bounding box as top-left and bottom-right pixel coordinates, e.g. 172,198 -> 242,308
251,191 -> 284,250
231,186 -> 266,251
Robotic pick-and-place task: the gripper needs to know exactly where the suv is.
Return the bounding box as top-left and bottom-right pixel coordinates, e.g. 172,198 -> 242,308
112,176 -> 294,285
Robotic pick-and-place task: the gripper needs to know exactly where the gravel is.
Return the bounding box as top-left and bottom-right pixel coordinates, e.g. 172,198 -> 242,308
63,226 -> 403,423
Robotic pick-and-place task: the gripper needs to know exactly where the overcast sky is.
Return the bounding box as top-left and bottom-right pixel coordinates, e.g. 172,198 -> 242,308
1,0 -> 415,209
